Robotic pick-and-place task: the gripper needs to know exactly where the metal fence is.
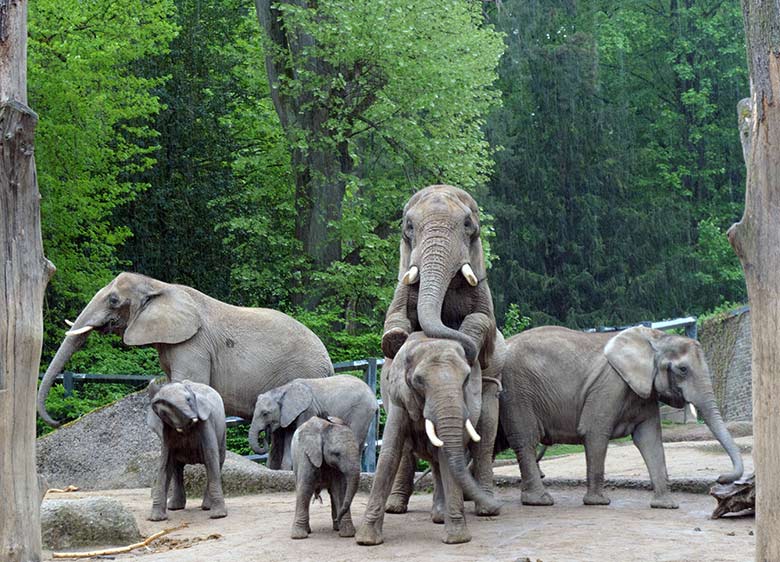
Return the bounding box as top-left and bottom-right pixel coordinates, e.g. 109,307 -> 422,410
40,358 -> 385,472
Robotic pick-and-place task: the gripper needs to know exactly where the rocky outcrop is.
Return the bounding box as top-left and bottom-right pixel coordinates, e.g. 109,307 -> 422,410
41,497 -> 141,549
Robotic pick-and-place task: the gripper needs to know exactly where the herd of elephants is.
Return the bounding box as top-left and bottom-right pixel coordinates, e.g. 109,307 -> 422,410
34,185 -> 744,546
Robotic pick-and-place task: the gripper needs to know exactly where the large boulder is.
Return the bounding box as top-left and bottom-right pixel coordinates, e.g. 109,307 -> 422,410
41,496 -> 141,550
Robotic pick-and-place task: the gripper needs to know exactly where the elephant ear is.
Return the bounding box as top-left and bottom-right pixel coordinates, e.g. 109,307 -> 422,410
124,284 -> 201,346
184,382 -> 210,421
146,402 -> 164,439
298,427 -> 323,468
280,382 -> 314,428
604,326 -> 662,399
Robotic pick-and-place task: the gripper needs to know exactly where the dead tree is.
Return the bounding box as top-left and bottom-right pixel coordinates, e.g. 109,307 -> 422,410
728,2 -> 780,559
0,0 -> 55,560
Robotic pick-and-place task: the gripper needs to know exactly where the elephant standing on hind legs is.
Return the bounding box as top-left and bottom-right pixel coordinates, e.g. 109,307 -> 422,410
499,326 -> 744,509
37,272 -> 334,469
380,184 -> 504,517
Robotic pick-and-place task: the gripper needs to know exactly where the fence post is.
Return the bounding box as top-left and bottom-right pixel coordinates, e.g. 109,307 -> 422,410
685,321 -> 698,340
362,358 -> 379,473
63,372 -> 74,398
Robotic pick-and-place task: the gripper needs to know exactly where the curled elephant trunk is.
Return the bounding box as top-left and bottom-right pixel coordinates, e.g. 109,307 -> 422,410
696,395 -> 744,483
416,251 -> 477,362
37,332 -> 90,427
248,420 -> 269,456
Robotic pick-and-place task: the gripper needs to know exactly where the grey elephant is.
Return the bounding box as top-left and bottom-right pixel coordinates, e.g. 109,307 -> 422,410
146,380 -> 227,521
356,334 -> 501,546
380,184 -> 504,516
37,272 -> 334,469
290,416 -> 361,539
498,326 -> 744,509
248,375 -> 378,470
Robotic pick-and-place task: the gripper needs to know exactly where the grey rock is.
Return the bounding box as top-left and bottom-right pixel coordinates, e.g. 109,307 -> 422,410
41,496 -> 141,549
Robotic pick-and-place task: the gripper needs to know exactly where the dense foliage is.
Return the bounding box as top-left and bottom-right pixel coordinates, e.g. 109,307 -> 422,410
30,1 -> 748,442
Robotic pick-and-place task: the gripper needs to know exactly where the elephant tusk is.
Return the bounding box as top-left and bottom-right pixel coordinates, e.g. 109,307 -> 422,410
425,418 -> 444,448
64,319 -> 74,327
66,325 -> 94,336
176,428 -> 183,433
402,266 -> 419,285
191,418 -> 198,423
461,264 -> 478,286
465,419 -> 481,442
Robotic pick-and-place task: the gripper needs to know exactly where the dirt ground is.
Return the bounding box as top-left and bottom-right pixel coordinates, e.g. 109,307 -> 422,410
43,484 -> 754,562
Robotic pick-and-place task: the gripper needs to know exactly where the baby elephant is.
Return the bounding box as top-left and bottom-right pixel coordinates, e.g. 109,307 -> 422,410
249,375 -> 378,470
146,380 -> 227,521
290,416 -> 361,539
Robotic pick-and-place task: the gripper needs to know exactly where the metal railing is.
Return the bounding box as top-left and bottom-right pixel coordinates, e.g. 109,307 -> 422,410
39,358 -> 385,472
584,316 -> 698,339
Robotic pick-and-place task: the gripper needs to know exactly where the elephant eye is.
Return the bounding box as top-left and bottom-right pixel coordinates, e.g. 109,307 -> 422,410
108,294 -> 120,307
678,365 -> 688,375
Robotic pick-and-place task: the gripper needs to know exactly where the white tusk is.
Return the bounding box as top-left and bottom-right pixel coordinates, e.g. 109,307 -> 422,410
402,266 -> 419,285
425,418 -> 444,448
176,428 -> 183,433
461,264 -> 478,286
191,418 -> 198,423
66,325 -> 94,336
64,319 -> 74,327
465,419 -> 481,442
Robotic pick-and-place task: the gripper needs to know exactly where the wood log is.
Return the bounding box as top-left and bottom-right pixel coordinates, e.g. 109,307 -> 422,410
711,474 -> 756,519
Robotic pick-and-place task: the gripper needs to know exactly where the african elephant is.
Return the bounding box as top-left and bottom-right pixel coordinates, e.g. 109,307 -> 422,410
290,416 -> 361,539
380,185 -> 503,516
146,380 -> 226,521
248,375 -> 378,470
356,334 -> 501,546
498,326 -> 744,509
37,272 -> 334,468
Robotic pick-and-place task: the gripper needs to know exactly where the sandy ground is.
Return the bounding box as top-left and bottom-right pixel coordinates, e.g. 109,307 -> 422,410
43,438 -> 755,562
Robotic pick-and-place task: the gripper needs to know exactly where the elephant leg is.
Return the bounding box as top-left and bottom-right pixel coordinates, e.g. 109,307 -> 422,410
385,439 -> 415,514
168,462 -> 186,510
329,483 -> 340,531
458,311 -> 493,364
582,432 -> 611,506
336,475 -> 356,538
431,462 -> 445,524
201,429 -> 227,518
292,476 -> 314,539
149,449 -> 174,521
438,450 -> 471,545
267,430 -> 285,470
633,415 -> 679,509
502,405 -> 551,506
163,343 -> 211,387
281,430 -> 294,471
356,409 -> 408,546
470,382 -> 500,515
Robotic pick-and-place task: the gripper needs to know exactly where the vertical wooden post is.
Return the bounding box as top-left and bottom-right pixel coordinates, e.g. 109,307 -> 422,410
0,0 -> 55,560
729,2 -> 780,560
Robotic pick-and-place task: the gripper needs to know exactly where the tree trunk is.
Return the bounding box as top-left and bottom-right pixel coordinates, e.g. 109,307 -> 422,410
0,1 -> 55,560
728,3 -> 780,559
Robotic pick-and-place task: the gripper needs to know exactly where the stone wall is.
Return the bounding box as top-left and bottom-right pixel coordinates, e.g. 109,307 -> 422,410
699,307 -> 752,422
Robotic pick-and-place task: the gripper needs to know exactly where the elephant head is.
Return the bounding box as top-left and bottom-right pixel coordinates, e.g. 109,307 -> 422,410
38,272 -> 202,426
604,326 -> 744,484
396,185 -> 492,363
146,380 -> 210,437
398,334 -> 499,512
248,382 -> 314,455
295,416 -> 361,522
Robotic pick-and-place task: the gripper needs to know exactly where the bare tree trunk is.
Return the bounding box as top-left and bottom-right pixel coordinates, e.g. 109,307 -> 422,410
728,3 -> 780,559
0,1 -> 55,560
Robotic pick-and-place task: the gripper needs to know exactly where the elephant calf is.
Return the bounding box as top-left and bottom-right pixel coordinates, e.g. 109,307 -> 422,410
147,380 -> 227,521
498,326 -> 744,509
290,416 -> 361,539
249,375 -> 378,471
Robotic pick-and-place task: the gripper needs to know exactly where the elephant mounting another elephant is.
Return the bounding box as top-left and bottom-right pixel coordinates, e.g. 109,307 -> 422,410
37,272 -> 334,469
497,325 -> 744,509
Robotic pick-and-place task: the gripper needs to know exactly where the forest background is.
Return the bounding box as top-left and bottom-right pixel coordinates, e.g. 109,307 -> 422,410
32,0 -> 749,436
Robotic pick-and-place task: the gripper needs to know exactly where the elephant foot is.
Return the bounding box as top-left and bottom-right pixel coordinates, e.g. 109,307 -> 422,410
339,520 -> 356,538
208,504 -> 227,519
355,523 -> 383,546
167,496 -> 186,510
148,509 -> 168,522
382,327 -> 409,359
431,504 -> 445,524
650,495 -> 679,509
583,492 -> 611,506
291,526 -> 309,540
443,521 -> 471,545
385,493 -> 410,514
475,498 -> 502,516
521,490 -> 554,506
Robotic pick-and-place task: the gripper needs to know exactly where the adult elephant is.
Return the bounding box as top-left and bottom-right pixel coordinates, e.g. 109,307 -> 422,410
37,272 -> 334,468
499,326 -> 744,509
379,185 -> 503,516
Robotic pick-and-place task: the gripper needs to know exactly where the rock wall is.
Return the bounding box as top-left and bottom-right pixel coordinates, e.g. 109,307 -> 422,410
699,307 -> 752,422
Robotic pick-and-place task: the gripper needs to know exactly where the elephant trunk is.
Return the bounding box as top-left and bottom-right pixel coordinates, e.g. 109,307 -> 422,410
416,240 -> 477,362
431,404 -> 501,513
696,394 -> 744,483
338,466 -> 360,521
37,332 -> 90,427
248,419 -> 269,455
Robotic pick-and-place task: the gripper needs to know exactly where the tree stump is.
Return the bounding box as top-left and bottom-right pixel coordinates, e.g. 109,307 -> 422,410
711,474 -> 756,519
